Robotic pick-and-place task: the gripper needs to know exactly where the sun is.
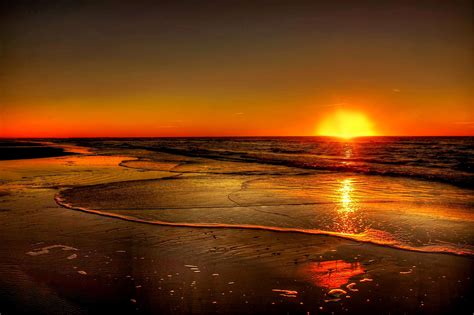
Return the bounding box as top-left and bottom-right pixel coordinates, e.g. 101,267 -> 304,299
317,110 -> 376,139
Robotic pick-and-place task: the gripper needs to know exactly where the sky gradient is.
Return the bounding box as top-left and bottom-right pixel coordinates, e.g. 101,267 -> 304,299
1,0 -> 473,137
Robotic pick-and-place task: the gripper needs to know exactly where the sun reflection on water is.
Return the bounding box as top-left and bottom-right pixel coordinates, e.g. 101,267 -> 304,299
334,178 -> 364,234
343,143 -> 353,159
340,178 -> 355,212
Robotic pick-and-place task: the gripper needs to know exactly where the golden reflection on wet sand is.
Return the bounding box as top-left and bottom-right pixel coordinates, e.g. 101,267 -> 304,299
306,260 -> 365,288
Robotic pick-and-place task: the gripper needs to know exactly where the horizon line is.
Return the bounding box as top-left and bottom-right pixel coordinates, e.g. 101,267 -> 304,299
1,135 -> 473,139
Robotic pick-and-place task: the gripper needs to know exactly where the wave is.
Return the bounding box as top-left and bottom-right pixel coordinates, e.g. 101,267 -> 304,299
65,137 -> 474,188
140,146 -> 474,188
55,193 -> 474,257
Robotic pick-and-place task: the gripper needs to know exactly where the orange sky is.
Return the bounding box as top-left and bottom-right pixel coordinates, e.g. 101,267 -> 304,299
1,1 -> 472,137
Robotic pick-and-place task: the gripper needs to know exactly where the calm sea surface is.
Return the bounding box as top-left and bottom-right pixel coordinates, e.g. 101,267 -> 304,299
85,137 -> 474,187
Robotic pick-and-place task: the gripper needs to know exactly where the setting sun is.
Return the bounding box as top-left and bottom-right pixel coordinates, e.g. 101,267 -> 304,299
1,2 -> 472,314
317,110 -> 377,139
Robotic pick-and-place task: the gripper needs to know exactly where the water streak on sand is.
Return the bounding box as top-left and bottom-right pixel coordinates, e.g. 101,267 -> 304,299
26,244 -> 78,256
399,269 -> 413,274
346,283 -> 359,292
54,194 -> 474,257
67,253 -> 78,260
359,278 -> 373,282
272,289 -> 298,295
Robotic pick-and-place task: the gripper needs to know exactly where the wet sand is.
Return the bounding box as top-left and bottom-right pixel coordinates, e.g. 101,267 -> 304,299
0,141 -> 472,314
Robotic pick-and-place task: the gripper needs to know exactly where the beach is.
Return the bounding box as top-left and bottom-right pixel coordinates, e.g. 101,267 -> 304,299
0,139 -> 472,314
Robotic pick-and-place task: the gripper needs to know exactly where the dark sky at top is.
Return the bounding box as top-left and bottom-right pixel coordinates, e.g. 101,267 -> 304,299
1,0 -> 472,136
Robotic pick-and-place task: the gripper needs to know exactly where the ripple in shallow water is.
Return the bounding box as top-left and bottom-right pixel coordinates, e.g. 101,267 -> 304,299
56,172 -> 474,256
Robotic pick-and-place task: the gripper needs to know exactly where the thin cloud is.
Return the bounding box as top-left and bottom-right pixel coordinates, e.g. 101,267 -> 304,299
320,103 -> 345,108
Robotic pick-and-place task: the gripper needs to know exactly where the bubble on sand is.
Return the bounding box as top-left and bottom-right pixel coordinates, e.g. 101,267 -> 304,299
78,270 -> 87,275
399,269 -> 413,274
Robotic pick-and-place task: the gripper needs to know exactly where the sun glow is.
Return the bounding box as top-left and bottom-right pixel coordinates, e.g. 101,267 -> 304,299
317,110 -> 376,139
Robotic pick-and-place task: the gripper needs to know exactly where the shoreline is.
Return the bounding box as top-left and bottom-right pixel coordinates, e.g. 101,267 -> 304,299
54,193 -> 474,258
